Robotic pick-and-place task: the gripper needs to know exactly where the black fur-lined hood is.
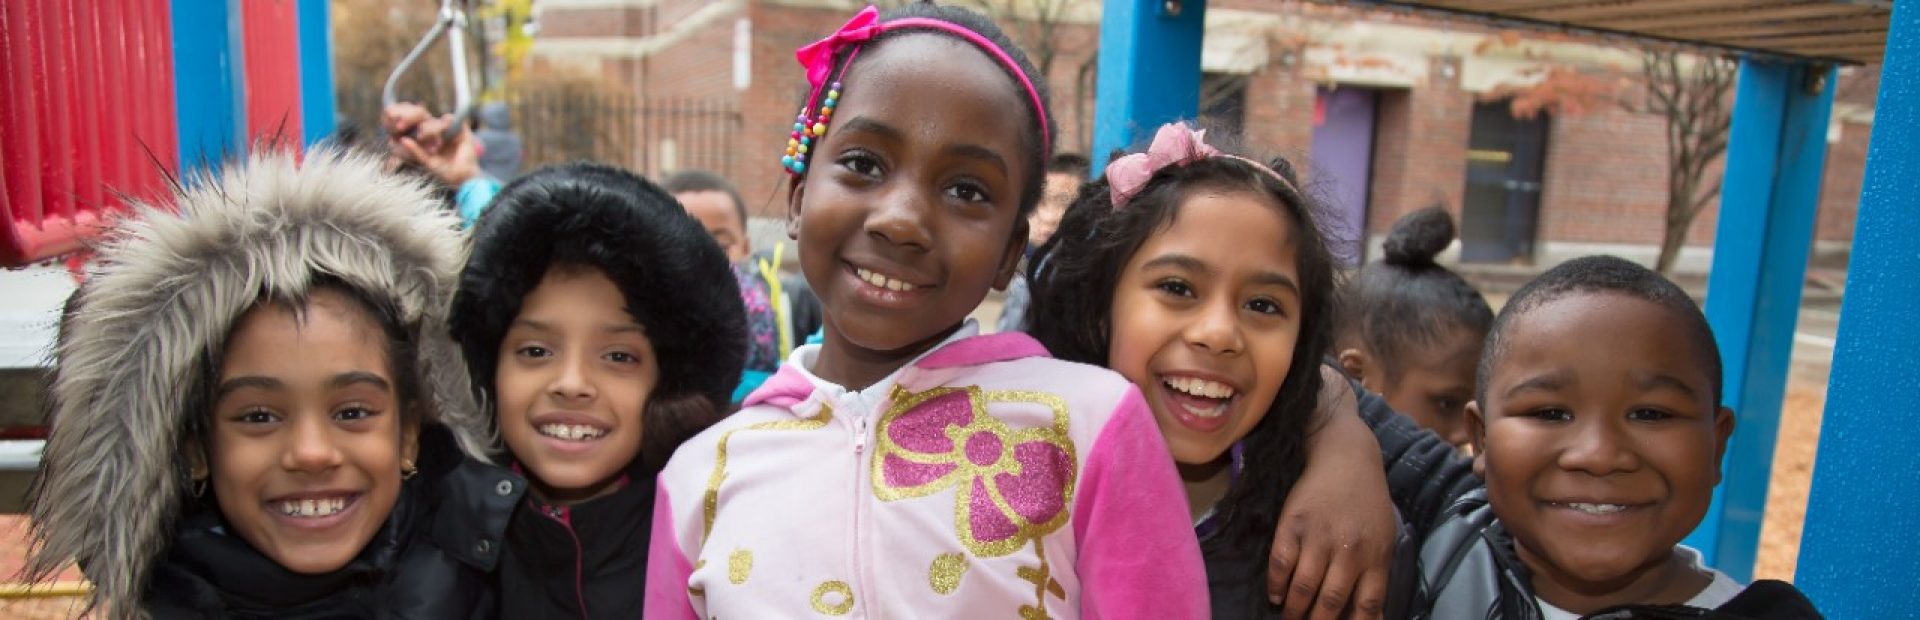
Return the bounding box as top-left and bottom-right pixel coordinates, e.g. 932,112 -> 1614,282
27,147 -> 484,617
449,163 -> 747,468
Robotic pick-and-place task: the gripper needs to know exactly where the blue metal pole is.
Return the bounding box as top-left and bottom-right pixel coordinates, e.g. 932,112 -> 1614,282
1090,0 -> 1206,172
170,0 -> 246,173
297,0 -> 336,146
1797,4 -> 1920,612
1684,58 -> 1835,583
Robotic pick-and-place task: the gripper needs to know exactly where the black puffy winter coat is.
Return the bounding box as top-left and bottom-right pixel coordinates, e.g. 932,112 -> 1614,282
143,430 -> 525,619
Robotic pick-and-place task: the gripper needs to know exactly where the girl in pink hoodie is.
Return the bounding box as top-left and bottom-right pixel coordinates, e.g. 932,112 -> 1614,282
644,4 -> 1206,618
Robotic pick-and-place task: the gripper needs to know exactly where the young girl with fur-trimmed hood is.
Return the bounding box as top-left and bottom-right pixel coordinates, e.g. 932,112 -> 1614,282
27,147 -> 526,618
447,162 -> 747,617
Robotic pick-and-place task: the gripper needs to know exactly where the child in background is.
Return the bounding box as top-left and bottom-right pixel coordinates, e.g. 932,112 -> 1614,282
1027,122 -> 1399,618
1334,206 -> 1492,449
663,169 -> 757,264
662,169 -> 785,403
998,152 -> 1091,334
448,163 -> 747,616
645,5 -> 1207,617
1363,256 -> 1822,618
29,148 -> 521,617
1028,152 -> 1091,251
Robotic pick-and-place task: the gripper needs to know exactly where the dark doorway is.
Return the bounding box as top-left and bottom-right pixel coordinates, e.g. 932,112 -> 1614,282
1460,101 -> 1548,263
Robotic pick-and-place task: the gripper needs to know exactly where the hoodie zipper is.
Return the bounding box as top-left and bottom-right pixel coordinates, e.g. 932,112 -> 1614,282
541,505 -> 590,618
851,410 -> 872,617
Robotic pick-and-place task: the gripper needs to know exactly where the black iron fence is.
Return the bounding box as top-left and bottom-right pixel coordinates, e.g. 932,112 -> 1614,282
338,81 -> 741,179
513,93 -> 741,179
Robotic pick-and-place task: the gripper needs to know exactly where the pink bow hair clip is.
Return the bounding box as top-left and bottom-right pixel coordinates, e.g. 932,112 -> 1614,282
1105,123 -> 1221,210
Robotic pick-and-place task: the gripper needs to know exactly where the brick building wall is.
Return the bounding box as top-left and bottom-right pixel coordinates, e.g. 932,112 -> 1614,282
1818,119 -> 1870,245
643,19 -> 737,99
1241,62 -> 1318,164
1362,57 -> 1474,237
531,0 -> 1875,263
537,7 -> 652,39
737,3 -> 841,219
1814,66 -> 1882,246
1537,99 -> 1723,247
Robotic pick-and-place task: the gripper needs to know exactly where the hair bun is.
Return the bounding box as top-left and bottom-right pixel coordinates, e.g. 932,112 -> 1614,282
1382,205 -> 1455,267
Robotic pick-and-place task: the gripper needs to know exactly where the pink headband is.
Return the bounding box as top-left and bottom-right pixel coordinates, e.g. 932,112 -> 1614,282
1106,123 -> 1297,210
781,6 -> 1051,176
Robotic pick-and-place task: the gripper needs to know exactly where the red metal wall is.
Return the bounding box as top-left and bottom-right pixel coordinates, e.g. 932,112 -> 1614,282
242,0 -> 302,143
0,0 -> 178,266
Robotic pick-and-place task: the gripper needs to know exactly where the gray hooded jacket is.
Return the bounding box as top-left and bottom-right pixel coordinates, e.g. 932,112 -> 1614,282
26,147 -> 497,617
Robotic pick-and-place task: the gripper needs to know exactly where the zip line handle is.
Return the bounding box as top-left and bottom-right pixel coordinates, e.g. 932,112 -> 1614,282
381,0 -> 475,144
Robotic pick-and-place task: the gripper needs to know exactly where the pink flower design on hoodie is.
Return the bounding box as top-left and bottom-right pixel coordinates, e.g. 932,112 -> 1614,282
871,386 -> 1078,558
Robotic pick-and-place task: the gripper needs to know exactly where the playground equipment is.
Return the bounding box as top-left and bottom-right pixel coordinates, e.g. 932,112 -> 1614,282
0,0 -> 338,268
1090,0 -> 1902,614
383,0 -> 480,144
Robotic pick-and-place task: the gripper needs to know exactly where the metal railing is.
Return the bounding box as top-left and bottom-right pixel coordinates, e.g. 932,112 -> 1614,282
512,93 -> 742,179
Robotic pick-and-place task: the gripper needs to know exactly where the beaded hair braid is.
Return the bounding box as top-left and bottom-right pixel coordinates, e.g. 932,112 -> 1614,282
779,6 -> 1052,178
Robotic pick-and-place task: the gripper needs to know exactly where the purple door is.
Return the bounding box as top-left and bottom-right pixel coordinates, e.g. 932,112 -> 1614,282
1310,86 -> 1378,265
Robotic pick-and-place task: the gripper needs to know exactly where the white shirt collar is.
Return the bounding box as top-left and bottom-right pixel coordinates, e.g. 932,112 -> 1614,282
786,320 -> 981,415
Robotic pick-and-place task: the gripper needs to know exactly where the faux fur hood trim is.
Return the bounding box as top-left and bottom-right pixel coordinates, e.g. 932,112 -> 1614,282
27,147 -> 484,617
449,162 -> 748,426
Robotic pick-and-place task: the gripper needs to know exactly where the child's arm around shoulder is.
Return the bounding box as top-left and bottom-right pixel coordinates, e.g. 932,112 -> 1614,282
1266,364 -> 1396,619
1070,378 -> 1208,620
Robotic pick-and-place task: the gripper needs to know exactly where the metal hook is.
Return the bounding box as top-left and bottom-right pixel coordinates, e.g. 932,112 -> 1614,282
382,0 -> 476,144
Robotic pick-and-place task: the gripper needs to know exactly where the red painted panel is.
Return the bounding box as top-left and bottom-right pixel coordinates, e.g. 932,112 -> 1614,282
42,1 -> 76,221
0,3 -> 24,260
7,0 -> 46,231
116,0 -> 143,196
93,0 -> 133,207
0,0 -> 178,266
66,2 -> 103,216
242,0 -> 302,145
0,1 -> 36,252
146,0 -> 179,187
129,0 -> 162,200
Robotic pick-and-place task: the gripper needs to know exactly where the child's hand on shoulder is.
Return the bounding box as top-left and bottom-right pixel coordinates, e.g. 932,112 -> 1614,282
1267,370 -> 1394,619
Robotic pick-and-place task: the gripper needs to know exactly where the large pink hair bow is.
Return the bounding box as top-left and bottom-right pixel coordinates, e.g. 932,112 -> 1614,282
1106,123 -> 1222,210
795,7 -> 882,101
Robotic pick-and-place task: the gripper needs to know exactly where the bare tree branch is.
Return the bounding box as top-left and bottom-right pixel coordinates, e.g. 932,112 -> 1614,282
1641,50 -> 1736,273
1690,176 -> 1723,216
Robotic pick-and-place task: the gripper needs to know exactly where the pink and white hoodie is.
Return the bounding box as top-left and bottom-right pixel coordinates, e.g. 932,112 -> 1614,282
645,326 -> 1207,619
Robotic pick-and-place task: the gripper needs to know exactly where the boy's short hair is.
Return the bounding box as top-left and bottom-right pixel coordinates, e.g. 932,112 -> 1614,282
1476,255 -> 1721,406
450,163 -> 749,464
662,169 -> 749,230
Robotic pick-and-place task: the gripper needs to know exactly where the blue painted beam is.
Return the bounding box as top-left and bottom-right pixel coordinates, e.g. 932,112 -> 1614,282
1797,3 -> 1920,612
1684,58 -> 1835,583
298,0 -> 336,146
171,0 -> 246,172
1090,0 -> 1206,172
